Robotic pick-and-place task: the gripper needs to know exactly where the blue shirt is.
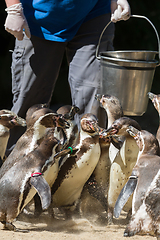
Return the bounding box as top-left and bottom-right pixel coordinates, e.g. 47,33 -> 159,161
21,0 -> 111,42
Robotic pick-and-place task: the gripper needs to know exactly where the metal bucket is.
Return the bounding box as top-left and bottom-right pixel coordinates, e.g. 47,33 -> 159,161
96,15 -> 160,116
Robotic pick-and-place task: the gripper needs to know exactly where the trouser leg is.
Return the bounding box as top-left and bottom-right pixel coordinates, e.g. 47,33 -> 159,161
66,14 -> 115,128
11,35 -> 66,118
7,35 -> 66,150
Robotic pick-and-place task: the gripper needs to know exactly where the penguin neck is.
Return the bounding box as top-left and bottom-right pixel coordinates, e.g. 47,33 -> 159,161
0,124 -> 10,136
0,124 -> 10,159
107,110 -> 122,128
79,129 -> 92,144
137,138 -> 145,161
63,120 -> 73,140
27,121 -> 47,154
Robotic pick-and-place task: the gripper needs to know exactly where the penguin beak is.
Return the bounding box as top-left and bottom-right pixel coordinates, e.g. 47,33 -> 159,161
42,103 -> 49,108
0,114 -> 26,127
99,127 -> 111,138
87,120 -> 99,132
56,115 -> 70,129
64,106 -> 80,120
95,94 -> 102,101
11,116 -> 26,127
102,125 -> 119,136
148,92 -> 156,101
126,126 -> 139,139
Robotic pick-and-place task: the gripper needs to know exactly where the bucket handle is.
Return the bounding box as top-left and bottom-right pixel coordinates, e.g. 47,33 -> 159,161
96,15 -> 160,65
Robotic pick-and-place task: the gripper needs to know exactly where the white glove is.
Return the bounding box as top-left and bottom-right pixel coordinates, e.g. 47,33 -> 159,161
4,3 -> 31,40
111,0 -> 131,23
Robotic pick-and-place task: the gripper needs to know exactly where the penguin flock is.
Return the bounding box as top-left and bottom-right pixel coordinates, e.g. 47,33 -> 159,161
0,92 -> 160,239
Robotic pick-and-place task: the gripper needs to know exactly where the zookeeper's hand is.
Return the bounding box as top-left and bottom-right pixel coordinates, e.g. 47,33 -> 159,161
111,0 -> 131,23
4,3 -> 31,40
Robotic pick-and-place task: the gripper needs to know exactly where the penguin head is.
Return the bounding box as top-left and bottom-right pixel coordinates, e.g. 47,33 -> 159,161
57,105 -> 79,120
148,92 -> 160,114
127,126 -> 159,155
80,113 -> 99,134
0,110 -> 26,129
105,117 -> 141,137
95,94 -> 123,119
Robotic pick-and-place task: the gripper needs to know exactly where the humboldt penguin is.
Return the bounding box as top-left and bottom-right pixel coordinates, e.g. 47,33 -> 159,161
0,125 -> 72,232
51,113 -> 101,218
116,127 -> 160,239
148,92 -> 160,146
0,110 -> 26,165
124,169 -> 160,239
0,108 -> 69,180
114,127 -> 160,218
103,117 -> 141,222
55,105 -> 79,149
85,94 -> 123,220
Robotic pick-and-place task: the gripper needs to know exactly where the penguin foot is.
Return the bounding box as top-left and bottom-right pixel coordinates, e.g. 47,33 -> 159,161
125,209 -> 132,222
124,227 -> 136,237
2,221 -> 29,232
107,209 -> 113,225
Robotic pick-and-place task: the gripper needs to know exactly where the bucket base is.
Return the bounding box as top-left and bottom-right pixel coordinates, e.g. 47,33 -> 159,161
123,110 -> 145,116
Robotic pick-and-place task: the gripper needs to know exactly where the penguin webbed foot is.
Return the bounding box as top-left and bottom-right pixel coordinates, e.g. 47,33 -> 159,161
33,193 -> 43,217
2,221 -> 29,232
125,208 -> 132,222
124,227 -> 136,237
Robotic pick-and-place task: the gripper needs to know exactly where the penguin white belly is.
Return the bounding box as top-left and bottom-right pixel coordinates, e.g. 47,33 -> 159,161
108,139 -> 139,211
52,143 -> 101,207
94,146 -> 110,194
44,162 -> 59,187
17,172 -> 37,215
0,135 -> 9,159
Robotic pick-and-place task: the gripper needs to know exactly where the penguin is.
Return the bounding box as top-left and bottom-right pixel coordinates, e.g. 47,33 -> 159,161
0,110 -> 26,165
0,108 -> 70,180
102,117 -> 141,222
0,125 -> 72,232
114,126 -> 160,218
115,126 -> 160,239
124,168 -> 160,239
50,113 -> 101,218
85,94 -> 123,220
148,92 -> 160,145
55,105 -> 79,149
96,94 -> 124,128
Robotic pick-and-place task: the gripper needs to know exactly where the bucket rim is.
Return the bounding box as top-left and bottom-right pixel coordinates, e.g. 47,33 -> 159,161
103,50 -> 159,54
100,55 -> 159,65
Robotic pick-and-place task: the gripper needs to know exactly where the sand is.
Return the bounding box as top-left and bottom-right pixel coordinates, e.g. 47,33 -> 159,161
0,195 -> 156,240
0,213 -> 155,240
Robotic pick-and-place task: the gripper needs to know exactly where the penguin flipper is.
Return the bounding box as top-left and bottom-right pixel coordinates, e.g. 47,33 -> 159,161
54,147 -> 78,159
30,175 -> 51,210
114,176 -> 138,218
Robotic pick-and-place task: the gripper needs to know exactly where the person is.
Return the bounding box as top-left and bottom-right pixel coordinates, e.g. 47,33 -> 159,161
4,0 -> 131,151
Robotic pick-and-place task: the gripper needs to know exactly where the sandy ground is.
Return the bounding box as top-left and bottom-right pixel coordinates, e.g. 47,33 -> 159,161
0,194 -> 156,240
0,212 -> 156,240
